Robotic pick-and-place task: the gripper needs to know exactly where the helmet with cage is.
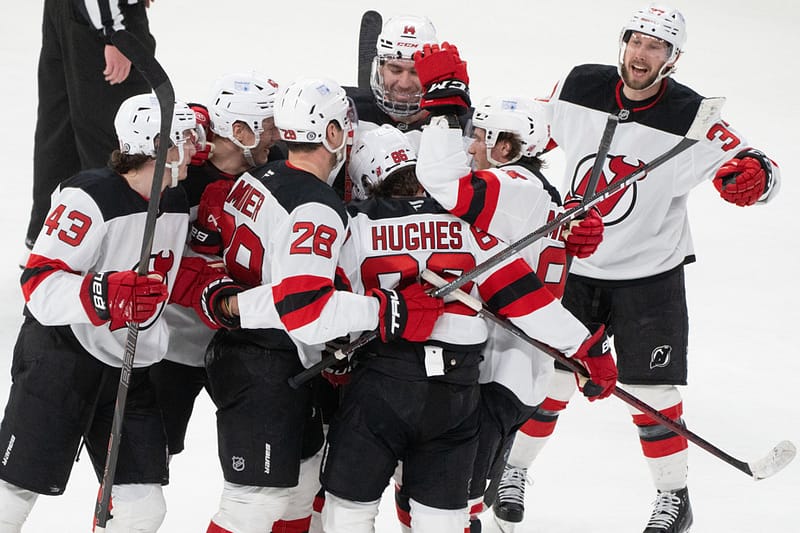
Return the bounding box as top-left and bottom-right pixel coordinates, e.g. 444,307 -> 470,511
370,15 -> 438,117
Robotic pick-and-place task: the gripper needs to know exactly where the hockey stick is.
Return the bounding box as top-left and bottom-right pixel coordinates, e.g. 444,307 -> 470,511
94,30 -> 175,531
358,10 -> 382,88
564,113 -> 618,271
288,97 -> 724,389
420,269 -> 797,480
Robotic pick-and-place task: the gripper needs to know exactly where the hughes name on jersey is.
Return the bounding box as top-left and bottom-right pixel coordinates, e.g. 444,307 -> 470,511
339,194 -> 588,397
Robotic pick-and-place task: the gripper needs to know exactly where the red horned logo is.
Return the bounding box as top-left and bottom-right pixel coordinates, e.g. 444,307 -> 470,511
567,154 -> 646,222
152,250 -> 175,278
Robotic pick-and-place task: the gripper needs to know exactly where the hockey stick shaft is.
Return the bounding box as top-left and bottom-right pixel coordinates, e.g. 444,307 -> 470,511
94,30 -> 175,531
565,114 -> 618,271
420,269 -> 793,480
358,10 -> 382,88
288,97 -> 724,389
431,96 -> 725,298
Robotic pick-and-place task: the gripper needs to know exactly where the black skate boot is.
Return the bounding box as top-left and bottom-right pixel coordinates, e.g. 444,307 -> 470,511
643,487 -> 693,533
492,464 -> 528,532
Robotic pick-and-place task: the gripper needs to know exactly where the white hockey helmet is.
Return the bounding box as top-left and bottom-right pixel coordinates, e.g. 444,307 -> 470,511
349,125 -> 417,200
471,96 -> 550,167
370,15 -> 438,117
114,93 -> 198,157
274,77 -> 353,146
208,72 -> 279,139
618,4 -> 686,85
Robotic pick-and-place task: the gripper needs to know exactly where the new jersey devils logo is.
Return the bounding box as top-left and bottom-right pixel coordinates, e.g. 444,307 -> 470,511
565,154 -> 647,226
650,345 -> 673,369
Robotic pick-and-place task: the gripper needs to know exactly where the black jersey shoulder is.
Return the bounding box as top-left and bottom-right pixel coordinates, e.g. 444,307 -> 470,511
250,160 -> 348,228
182,163 -> 230,206
347,196 -> 449,221
559,64 -> 705,137
60,167 -> 188,221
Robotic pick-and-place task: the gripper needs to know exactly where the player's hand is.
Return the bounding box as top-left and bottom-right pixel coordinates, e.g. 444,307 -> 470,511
561,202 -> 604,258
572,324 -> 617,401
713,149 -> 772,207
82,271 -> 168,325
413,42 -> 470,115
369,283 -> 444,342
322,357 -> 353,387
199,276 -> 244,330
190,179 -> 234,256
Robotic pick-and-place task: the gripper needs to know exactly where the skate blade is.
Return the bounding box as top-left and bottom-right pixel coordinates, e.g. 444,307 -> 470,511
493,515 -> 517,533
750,440 -> 796,480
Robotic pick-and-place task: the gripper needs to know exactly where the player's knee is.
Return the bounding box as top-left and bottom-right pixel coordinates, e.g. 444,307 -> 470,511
211,482 -> 291,533
105,483 -> 166,533
0,479 -> 38,531
408,499 -> 468,533
321,492 -> 380,533
624,384 -> 682,414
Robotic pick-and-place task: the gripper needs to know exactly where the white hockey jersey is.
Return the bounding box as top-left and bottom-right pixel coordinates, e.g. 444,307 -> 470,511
22,168 -> 190,368
544,64 -> 781,280
218,160 -> 382,368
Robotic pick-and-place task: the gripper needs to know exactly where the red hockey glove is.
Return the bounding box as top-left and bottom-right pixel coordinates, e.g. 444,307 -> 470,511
199,276 -> 245,330
413,42 -> 470,115
190,179 -> 235,256
81,271 -> 168,326
188,103 -> 213,166
572,324 -> 617,401
562,202 -> 604,258
368,283 -> 444,343
713,149 -> 772,207
322,357 -> 353,388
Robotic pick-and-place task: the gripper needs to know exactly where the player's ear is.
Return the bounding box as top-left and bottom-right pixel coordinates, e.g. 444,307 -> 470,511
326,120 -> 343,145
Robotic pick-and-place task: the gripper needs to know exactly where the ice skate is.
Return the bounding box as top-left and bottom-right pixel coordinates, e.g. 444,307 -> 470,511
492,464 -> 528,533
643,487 -> 693,533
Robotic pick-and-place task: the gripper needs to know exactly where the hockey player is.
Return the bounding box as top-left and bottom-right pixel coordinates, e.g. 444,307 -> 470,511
196,77 -> 445,533
150,72 -> 281,460
0,93 -> 219,532
417,6 -> 782,533
319,123 -> 614,533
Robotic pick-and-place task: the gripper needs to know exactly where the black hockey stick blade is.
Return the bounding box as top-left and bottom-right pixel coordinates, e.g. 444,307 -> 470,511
288,97 -> 724,389
95,30 -> 175,531
358,10 -> 382,88
420,269 -> 796,481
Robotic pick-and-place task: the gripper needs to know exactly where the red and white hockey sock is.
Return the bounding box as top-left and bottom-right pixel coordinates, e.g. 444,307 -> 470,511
626,385 -> 689,490
394,483 -> 412,532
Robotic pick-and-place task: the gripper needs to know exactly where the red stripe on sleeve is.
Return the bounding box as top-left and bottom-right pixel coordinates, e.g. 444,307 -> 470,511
472,171 -> 500,232
273,274 -> 336,331
21,254 -> 79,302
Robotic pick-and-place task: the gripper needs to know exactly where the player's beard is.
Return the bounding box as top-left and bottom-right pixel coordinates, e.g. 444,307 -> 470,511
620,62 -> 661,91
